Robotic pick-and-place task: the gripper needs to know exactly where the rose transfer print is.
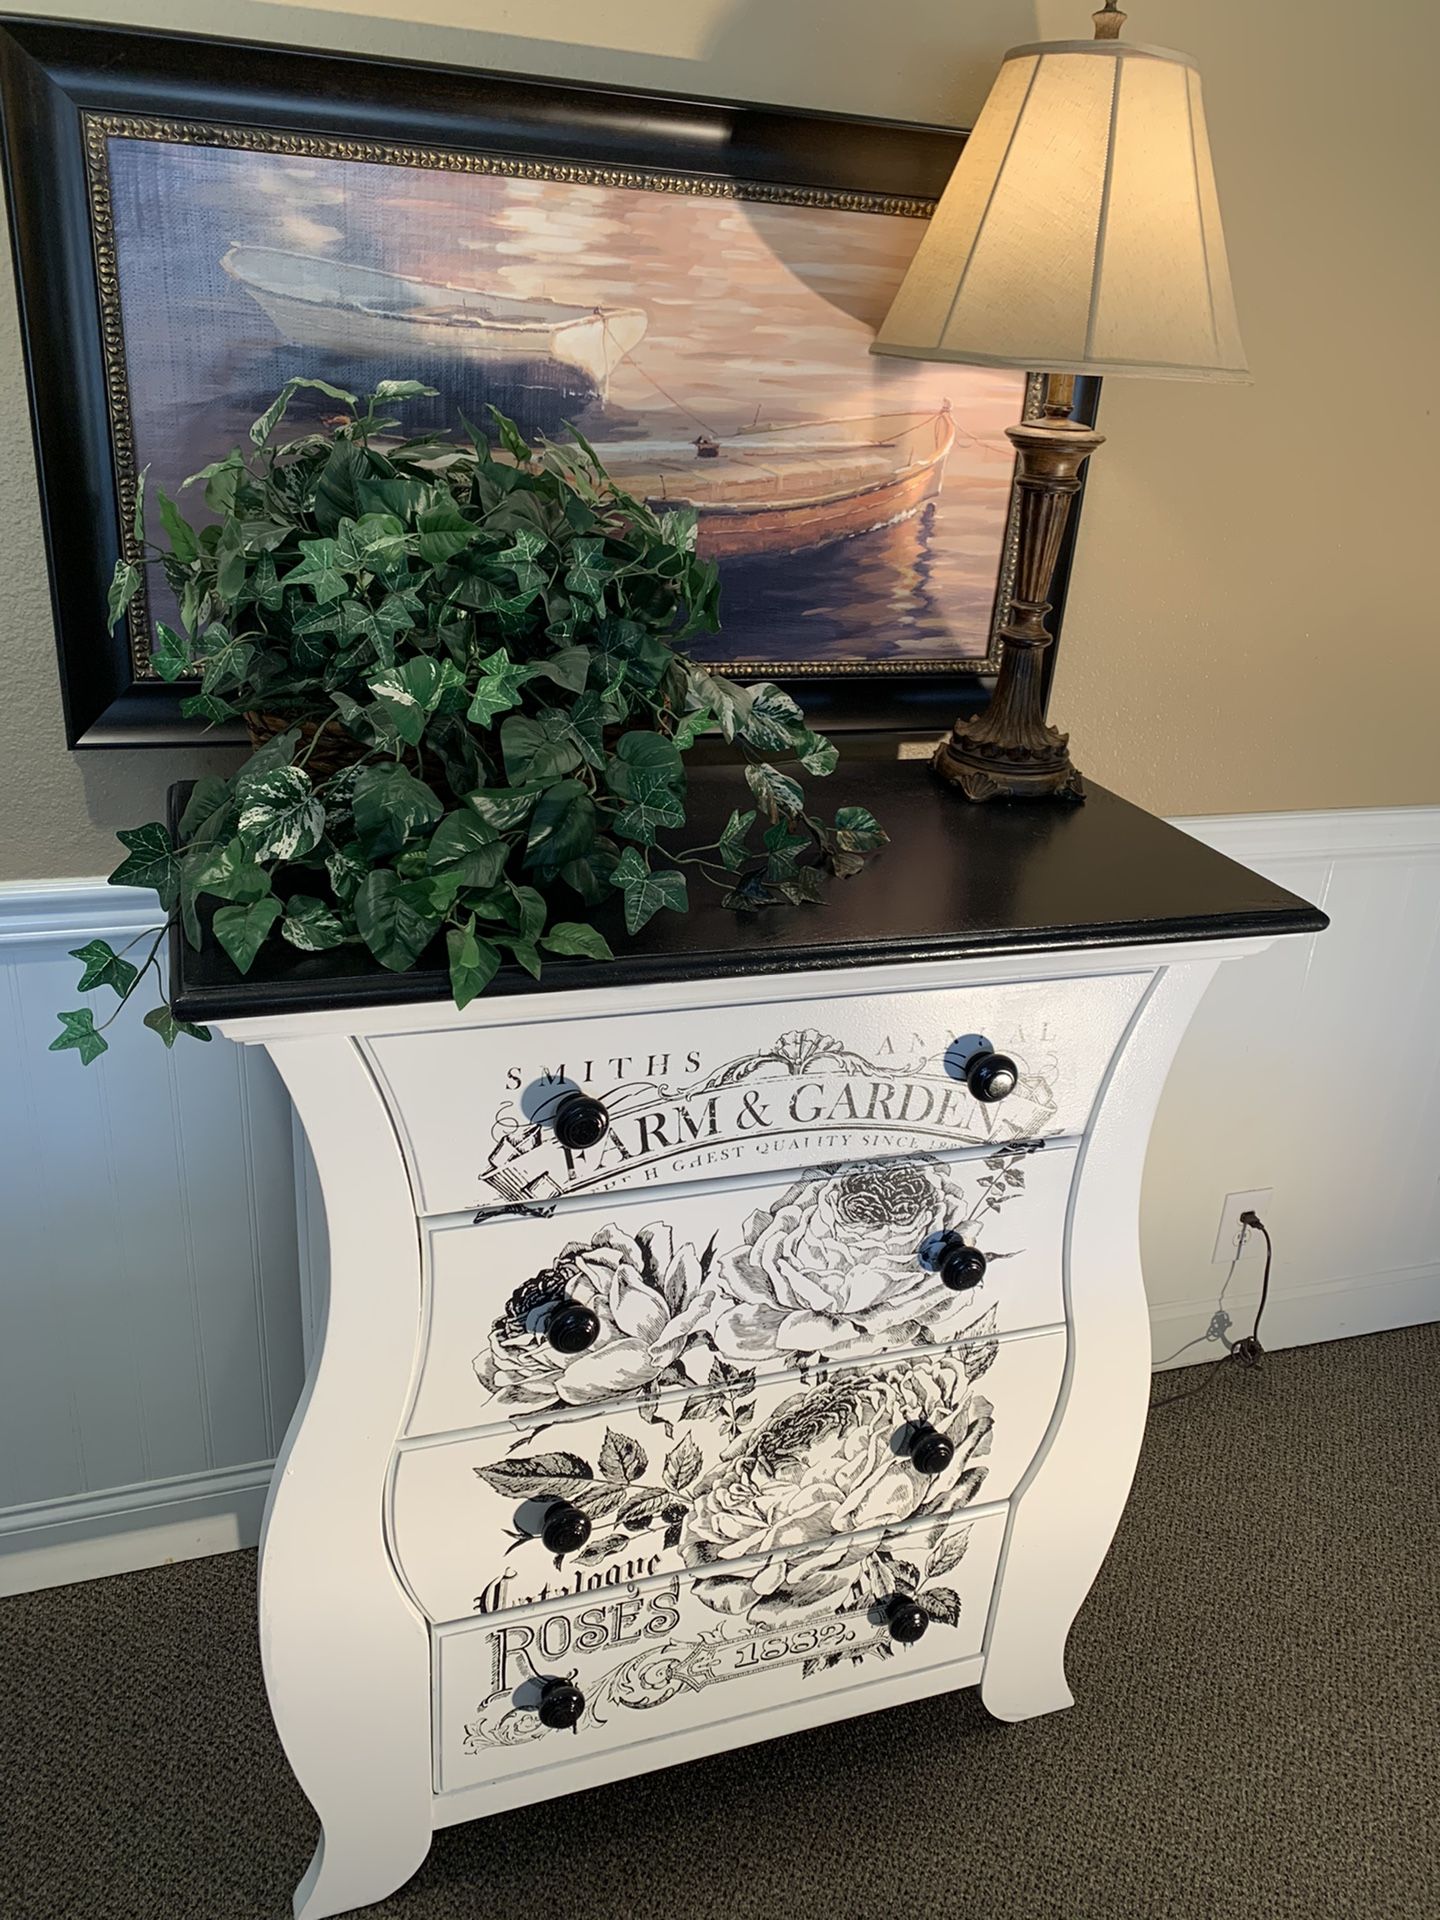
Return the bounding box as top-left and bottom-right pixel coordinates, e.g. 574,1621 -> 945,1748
473,1148 -> 1036,1416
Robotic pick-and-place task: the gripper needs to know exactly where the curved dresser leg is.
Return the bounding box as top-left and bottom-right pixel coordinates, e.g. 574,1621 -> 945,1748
259,1037 -> 433,1920
981,963 -> 1220,1724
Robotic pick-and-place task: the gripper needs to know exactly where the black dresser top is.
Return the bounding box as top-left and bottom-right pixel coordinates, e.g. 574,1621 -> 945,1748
170,758 -> 1327,1022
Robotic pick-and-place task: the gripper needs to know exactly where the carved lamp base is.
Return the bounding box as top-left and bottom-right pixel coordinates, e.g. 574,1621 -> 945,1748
937,376 -> 1102,804
933,731 -> 1086,802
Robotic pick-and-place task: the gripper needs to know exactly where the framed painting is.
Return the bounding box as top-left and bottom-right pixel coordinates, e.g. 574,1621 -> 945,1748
0,19 -> 1098,746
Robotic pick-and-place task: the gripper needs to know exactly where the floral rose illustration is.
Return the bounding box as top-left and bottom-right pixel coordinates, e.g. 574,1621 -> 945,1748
709,1156 -> 1003,1365
475,1222 -> 719,1415
684,1352 -> 993,1626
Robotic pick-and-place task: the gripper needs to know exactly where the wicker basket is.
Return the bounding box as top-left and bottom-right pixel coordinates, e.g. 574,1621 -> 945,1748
245,710 -> 453,791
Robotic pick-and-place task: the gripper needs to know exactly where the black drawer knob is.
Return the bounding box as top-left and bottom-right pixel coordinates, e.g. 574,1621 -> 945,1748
544,1301 -> 601,1353
924,1229 -> 988,1292
553,1092 -> 611,1150
906,1422 -> 955,1477
540,1500 -> 592,1557
883,1595 -> 930,1644
537,1676 -> 586,1731
964,1049 -> 1019,1103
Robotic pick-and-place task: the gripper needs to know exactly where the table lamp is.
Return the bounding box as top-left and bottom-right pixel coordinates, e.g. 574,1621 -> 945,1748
872,3 -> 1248,800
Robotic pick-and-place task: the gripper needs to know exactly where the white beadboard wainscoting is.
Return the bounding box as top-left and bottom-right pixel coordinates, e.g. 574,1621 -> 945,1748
1,807 -> 1437,1595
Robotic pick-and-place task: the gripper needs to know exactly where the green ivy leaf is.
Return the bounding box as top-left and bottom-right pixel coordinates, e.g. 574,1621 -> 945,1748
212,895 -> 282,974
717,808 -> 758,870
109,823 -> 180,911
236,765 -> 325,862
613,786 -> 685,847
281,895 -> 349,952
177,775 -> 234,845
673,707 -> 713,752
50,1008 -> 108,1065
614,847 -> 687,935
541,923 -> 614,961
745,762 -> 805,822
187,836 -> 273,905
529,646 -> 590,695
832,804 -> 889,853
762,820 -> 810,879
446,919 -> 502,1011
250,376 -> 357,446
524,780 -> 597,875
284,538 -> 350,605
143,1005 -> 213,1048
427,811 -> 509,890
179,691 -> 239,726
153,483 -> 200,565
412,493 -> 476,565
464,787 -> 539,835
69,938 -> 139,998
352,764 -> 443,860
466,649 -> 535,728
370,378 -> 439,403
354,871 -> 441,972
148,622 -> 191,684
501,711 -> 583,785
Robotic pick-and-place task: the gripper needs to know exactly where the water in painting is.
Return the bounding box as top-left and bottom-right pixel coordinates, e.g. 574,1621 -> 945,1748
104,135 -> 1026,671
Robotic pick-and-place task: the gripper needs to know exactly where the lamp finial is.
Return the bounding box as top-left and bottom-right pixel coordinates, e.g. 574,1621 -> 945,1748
1092,2 -> 1126,38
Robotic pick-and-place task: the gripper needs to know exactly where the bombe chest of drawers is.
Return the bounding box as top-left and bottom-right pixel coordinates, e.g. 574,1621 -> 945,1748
177,764 -> 1325,1920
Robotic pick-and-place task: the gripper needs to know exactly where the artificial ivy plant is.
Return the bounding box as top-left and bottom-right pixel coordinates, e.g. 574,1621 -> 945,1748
55,377 -> 885,1065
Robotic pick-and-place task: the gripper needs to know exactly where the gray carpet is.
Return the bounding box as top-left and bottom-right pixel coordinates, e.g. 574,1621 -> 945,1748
3,1324 -> 1438,1920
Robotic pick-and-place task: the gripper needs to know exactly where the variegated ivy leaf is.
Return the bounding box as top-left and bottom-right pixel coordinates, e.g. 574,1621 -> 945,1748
236,765 -> 325,862
467,649 -> 536,728
336,512 -> 408,572
493,528 -> 549,602
744,761 -> 805,822
281,895 -> 348,953
367,657 -> 461,747
106,560 -> 141,632
613,846 -> 687,935
284,538 -> 350,605
832,804 -> 888,853
563,538 -> 609,605
109,823 -> 180,911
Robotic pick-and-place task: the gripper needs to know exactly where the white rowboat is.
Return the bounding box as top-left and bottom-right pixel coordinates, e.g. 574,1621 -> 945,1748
221,246 -> 648,392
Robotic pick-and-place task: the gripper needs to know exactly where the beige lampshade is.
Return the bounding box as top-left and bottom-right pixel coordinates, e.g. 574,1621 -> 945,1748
872,38 -> 1248,381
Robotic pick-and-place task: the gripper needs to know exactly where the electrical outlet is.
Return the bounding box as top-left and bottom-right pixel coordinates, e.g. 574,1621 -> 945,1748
1212,1188 -> 1273,1265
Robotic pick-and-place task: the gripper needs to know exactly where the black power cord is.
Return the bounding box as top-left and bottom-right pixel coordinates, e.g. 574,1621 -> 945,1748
1149,1209 -> 1274,1411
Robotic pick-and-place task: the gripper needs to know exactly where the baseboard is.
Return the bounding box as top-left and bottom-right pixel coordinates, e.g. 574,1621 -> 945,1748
1150,1263 -> 1440,1372
0,1461 -> 275,1596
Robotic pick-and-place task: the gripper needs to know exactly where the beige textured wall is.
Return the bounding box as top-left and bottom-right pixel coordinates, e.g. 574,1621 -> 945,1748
0,0 -> 1436,880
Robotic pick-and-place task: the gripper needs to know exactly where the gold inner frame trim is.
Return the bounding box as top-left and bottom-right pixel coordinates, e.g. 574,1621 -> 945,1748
84,110 -> 1037,683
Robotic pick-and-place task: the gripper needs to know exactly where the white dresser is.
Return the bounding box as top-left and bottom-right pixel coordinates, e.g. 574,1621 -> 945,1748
183,769 -> 1324,1920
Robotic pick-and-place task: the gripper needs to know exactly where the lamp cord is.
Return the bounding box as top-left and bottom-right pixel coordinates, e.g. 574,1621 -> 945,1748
1149,1211 -> 1273,1411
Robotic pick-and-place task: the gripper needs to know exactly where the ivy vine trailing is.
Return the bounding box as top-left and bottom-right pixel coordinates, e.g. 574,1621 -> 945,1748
55,377 -> 886,1065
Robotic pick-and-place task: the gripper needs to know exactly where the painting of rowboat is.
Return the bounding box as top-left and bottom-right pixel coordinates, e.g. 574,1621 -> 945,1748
96,127 -> 1031,677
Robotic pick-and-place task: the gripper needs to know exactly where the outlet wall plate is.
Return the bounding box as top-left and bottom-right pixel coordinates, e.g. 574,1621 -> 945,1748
1213,1188 -> 1274,1266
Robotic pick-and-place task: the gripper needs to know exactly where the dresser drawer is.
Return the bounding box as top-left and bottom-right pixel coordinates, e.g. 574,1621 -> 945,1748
391,1328 -> 1062,1626
408,1142 -> 1073,1439
433,1502 -> 1005,1793
366,971 -> 1148,1215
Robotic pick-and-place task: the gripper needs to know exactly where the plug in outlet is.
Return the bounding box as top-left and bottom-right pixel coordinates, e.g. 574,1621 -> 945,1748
1212,1188 -> 1273,1266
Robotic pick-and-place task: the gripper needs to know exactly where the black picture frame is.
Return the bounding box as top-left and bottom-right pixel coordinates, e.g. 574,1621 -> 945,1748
0,17 -> 1098,747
